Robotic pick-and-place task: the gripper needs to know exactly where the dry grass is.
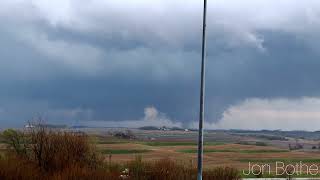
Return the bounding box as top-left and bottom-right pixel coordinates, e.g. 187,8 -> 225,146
0,125 -> 113,180
0,127 -> 242,180
0,155 -> 42,180
123,156 -> 241,180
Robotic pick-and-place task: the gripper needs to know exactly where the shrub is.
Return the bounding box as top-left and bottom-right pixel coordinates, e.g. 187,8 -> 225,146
2,129 -> 28,155
0,125 -> 242,180
26,125 -> 103,172
0,124 -> 104,179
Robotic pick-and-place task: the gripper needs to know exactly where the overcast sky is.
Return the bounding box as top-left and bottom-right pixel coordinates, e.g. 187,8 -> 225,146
1,0 -> 320,130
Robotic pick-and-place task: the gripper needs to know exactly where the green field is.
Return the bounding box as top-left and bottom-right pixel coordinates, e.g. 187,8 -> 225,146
142,141 -> 225,146
95,140 -> 130,144
100,149 -> 152,154
178,149 -> 289,153
238,158 -> 320,163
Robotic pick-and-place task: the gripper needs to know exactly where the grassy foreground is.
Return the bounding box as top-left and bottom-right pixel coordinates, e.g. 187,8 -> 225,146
0,127 -> 241,180
1,127 -> 310,179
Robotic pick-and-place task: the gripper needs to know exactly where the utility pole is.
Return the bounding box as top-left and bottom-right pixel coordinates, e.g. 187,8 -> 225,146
197,0 -> 207,179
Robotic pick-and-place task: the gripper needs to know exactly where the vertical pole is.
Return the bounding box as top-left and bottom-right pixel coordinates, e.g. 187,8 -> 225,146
197,0 -> 207,179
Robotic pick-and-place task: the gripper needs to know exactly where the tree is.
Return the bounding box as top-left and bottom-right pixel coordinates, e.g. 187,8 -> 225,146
2,129 -> 27,155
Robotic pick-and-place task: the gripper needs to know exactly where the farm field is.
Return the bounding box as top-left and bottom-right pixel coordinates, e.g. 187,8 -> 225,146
84,128 -> 320,177
96,141 -> 320,169
2,128 -> 320,178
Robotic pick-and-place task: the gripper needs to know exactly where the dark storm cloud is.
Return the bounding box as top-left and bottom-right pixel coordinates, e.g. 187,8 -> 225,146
204,31 -> 320,122
1,0 -> 320,128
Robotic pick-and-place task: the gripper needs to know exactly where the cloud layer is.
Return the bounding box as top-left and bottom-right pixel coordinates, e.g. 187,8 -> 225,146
1,0 -> 320,129
206,97 -> 320,131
